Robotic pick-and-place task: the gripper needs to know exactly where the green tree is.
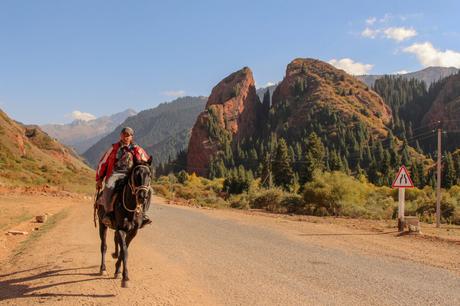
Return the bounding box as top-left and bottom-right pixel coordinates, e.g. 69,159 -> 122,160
272,138 -> 294,191
443,153 -> 456,188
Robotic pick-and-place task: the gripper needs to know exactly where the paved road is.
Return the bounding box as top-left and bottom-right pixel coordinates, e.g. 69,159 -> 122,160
0,196 -> 459,305
142,202 -> 460,306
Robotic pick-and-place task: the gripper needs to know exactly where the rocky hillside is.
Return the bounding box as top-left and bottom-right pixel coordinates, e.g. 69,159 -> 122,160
183,58 -> 436,187
357,66 -> 459,88
83,96 -> 207,168
421,72 -> 460,151
41,109 -> 137,154
187,67 -> 262,176
271,58 -> 391,137
0,109 -> 94,192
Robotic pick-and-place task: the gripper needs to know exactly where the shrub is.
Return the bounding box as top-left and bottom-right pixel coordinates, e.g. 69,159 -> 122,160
251,188 -> 285,212
176,170 -> 189,184
281,194 -> 305,214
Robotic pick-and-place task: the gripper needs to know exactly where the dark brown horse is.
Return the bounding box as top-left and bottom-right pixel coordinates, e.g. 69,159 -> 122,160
97,162 -> 152,288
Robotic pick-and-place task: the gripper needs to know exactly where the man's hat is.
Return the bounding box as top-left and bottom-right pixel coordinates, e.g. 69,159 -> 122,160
121,127 -> 134,136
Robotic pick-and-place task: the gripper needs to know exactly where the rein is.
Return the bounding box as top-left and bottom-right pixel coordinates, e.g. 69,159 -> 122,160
122,165 -> 151,213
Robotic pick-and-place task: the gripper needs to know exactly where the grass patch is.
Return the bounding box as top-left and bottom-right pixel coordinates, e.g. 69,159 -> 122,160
12,208 -> 69,258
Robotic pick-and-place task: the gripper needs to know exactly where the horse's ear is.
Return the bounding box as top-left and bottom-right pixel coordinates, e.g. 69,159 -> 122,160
147,156 -> 153,166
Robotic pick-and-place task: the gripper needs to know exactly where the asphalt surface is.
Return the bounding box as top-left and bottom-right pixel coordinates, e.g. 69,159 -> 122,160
142,202 -> 460,306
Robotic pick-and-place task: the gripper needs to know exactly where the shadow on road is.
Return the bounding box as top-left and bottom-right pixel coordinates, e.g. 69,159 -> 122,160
0,265 -> 115,301
299,230 -> 399,236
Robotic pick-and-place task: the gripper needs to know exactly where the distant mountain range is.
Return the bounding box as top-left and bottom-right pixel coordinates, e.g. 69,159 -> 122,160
254,67 -> 459,101
83,96 -> 207,168
41,109 -> 137,153
356,66 -> 459,88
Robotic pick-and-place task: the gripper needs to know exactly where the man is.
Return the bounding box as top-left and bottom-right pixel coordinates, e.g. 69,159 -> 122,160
96,127 -> 152,227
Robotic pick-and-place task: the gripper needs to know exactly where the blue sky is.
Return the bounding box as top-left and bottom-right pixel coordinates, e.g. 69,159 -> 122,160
1,0 -> 459,124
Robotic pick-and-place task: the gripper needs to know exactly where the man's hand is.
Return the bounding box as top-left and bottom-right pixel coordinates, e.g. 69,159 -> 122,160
96,179 -> 103,190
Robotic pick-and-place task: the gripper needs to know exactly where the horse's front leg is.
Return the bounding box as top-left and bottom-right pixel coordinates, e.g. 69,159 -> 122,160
99,223 -> 108,275
114,230 -> 122,279
112,232 -> 119,259
116,230 -> 130,288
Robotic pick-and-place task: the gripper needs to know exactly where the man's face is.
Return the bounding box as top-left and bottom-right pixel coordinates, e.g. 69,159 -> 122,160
120,132 -> 133,145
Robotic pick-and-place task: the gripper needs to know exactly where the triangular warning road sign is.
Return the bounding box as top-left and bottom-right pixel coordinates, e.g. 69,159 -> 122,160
392,165 -> 414,188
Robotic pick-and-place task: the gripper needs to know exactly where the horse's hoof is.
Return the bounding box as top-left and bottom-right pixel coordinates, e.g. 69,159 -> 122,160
111,252 -> 118,259
99,270 -> 108,276
121,280 -> 129,288
114,272 -> 121,279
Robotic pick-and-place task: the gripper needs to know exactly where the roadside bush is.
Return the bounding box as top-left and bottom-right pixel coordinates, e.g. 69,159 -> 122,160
251,188 -> 285,212
176,170 -> 189,184
302,171 -> 397,218
229,193 -> 250,209
280,194 -> 305,214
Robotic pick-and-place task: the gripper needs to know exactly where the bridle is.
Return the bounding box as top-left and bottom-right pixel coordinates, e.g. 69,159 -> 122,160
122,164 -> 152,213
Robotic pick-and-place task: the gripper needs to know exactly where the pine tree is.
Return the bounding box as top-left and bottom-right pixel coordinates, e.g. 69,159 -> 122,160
329,150 -> 343,172
272,138 -> 294,191
443,153 -> 456,188
261,153 -> 273,188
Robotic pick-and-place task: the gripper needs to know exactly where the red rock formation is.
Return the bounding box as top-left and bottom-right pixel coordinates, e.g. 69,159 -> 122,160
187,67 -> 261,176
272,58 -> 392,137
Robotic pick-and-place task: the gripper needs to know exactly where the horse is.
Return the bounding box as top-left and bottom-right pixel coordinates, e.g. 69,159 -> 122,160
96,161 -> 153,288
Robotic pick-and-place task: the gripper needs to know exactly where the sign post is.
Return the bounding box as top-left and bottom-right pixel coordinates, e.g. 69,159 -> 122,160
392,165 -> 414,232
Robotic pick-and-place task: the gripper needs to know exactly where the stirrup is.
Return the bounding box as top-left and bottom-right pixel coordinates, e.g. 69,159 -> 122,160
140,216 -> 152,228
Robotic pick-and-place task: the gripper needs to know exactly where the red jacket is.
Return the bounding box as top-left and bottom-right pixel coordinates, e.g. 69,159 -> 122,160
96,142 -> 151,182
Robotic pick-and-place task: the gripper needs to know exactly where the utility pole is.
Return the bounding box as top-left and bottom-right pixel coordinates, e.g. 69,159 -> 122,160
436,127 -> 442,228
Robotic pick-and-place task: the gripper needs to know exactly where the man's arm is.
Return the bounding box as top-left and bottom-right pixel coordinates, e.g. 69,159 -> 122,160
96,146 -> 114,183
133,145 -> 151,163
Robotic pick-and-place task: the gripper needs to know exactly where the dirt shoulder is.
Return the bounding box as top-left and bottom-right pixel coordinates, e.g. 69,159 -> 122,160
0,194 -> 217,305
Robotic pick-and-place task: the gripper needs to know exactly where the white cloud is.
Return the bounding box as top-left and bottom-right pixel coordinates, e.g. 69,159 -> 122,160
394,70 -> 410,74
379,13 -> 392,23
162,90 -> 186,98
383,27 -> 417,42
361,26 -> 417,42
366,17 -> 377,25
328,58 -> 374,75
70,110 -> 96,121
262,81 -> 275,87
403,42 -> 460,68
361,27 -> 379,39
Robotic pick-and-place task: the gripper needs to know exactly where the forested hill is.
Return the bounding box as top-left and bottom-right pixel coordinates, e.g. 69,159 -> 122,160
179,58 -> 438,189
83,96 -> 207,167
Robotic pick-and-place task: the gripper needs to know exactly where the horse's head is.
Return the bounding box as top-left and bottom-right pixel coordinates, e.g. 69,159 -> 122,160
130,160 -> 153,208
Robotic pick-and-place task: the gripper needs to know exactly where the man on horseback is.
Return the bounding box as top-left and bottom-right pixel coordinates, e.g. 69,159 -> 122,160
96,127 -> 152,227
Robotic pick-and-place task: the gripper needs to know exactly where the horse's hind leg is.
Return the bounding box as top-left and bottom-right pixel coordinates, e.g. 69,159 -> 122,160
99,223 -> 108,276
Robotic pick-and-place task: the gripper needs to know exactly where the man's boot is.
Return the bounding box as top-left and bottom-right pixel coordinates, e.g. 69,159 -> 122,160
140,213 -> 152,228
102,211 -> 114,227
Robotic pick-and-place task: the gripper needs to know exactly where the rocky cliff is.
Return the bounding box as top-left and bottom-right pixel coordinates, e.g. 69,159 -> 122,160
422,73 -> 460,128
271,58 -> 392,137
187,67 -> 261,176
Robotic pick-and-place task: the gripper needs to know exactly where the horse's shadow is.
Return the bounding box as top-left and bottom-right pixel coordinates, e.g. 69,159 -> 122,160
0,265 -> 115,301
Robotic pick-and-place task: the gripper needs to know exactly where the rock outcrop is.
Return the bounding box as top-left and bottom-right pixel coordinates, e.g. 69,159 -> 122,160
187,67 -> 261,176
271,58 -> 392,137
